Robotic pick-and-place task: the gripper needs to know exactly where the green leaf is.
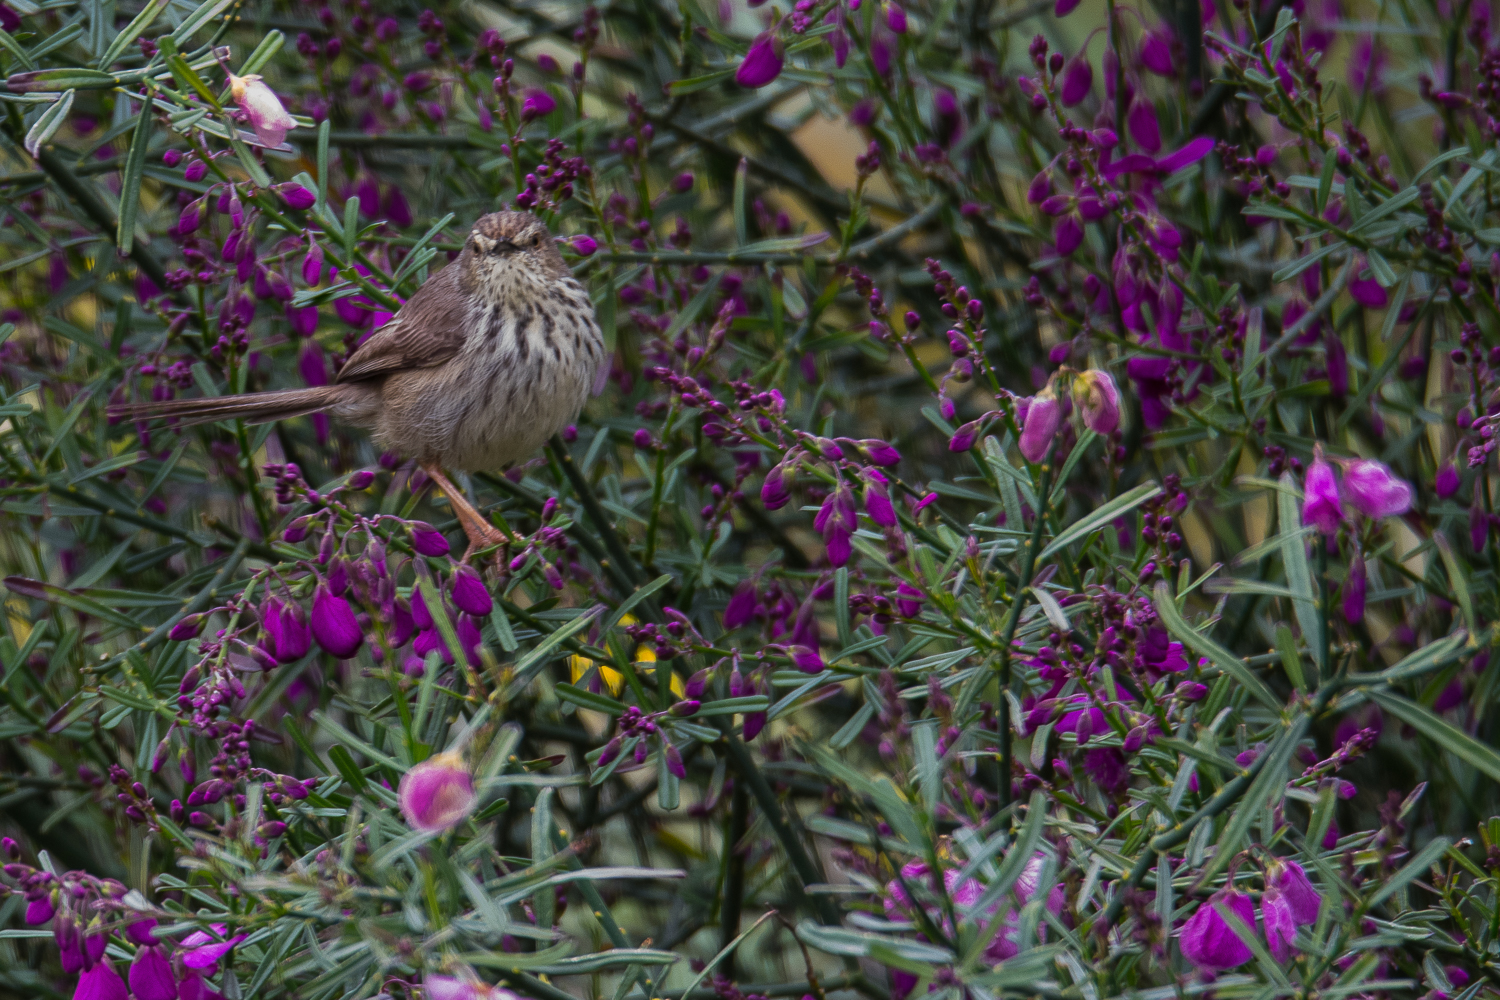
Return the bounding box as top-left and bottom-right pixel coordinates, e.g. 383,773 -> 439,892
503,609 -> 600,698
555,683 -> 627,715
668,68 -> 736,95
98,0 -> 169,69
4,575 -> 140,630
116,104 -> 153,254
1433,534 -> 1474,631
1200,713 -> 1308,881
24,88 -> 73,157
1376,630 -> 1471,684
1366,835 -> 1450,908
694,695 -> 770,716
1037,482 -> 1161,561
1152,581 -> 1280,711
170,0 -> 235,41
326,744 -> 368,794
1277,471 -> 1324,676
1366,689 -> 1500,781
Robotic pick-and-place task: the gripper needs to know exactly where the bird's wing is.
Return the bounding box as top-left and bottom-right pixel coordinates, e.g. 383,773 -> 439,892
335,265 -> 470,384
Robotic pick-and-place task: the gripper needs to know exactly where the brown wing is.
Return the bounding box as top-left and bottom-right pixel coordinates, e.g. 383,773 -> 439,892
335,263 -> 471,384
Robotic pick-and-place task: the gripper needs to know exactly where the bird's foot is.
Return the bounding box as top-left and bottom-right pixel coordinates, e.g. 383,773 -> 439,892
460,522 -> 516,564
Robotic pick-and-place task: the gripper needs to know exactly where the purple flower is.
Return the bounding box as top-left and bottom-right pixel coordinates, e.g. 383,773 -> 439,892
1349,272 -> 1389,308
74,960 -> 129,1000
724,583 -> 757,628
128,946 -> 176,1000
1261,886 -> 1298,963
1073,369 -> 1121,434
1054,215 -> 1084,255
1127,97 -> 1161,152
1019,386 -> 1062,463
1059,54 -> 1092,105
1344,554 -> 1366,623
816,483 -> 858,566
568,235 -> 598,256
863,470 -> 898,527
761,461 -> 793,510
450,565 -> 494,617
180,928 -> 246,970
311,583 -> 363,658
264,597 -> 312,664
1054,0 -> 1081,14
521,89 -> 556,121
1268,859 -> 1322,924
1302,447 -> 1344,535
286,304 -> 319,337
398,751 -> 476,832
410,522 -> 451,556
124,920 -> 158,947
895,581 -> 923,617
861,438 -> 901,466
1342,458 -> 1412,520
886,2 -> 908,32
1180,889 -> 1255,970
25,895 -> 54,924
275,183 -> 316,210
1140,29 -> 1174,75
949,418 -> 982,453
1436,464 -> 1460,498
790,644 -> 825,673
425,974 -> 518,1000
736,32 -> 785,88
228,74 -> 296,148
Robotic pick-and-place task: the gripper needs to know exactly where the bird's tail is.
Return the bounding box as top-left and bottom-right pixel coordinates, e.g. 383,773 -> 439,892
109,386 -> 349,428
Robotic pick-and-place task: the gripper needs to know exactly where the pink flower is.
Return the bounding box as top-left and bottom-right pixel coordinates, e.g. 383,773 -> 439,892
274,183 -> 316,210
860,438 -> 901,466
398,751 -> 476,832
568,235 -> 598,256
520,89 -> 556,121
1073,369 -> 1120,434
228,74 -> 296,148
1019,385 -> 1062,463
1261,886 -> 1298,962
425,974 -> 519,1000
1301,446 -> 1344,535
1342,458 -> 1412,519
263,596 -> 312,664
74,961 -> 129,1000
410,522 -> 451,557
1179,889 -> 1255,970
1267,859 -> 1322,923
736,32 -> 785,88
180,927 -> 246,970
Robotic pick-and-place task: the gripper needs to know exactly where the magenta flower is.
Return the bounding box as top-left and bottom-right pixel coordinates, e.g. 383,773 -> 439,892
863,469 -> 898,527
1302,447 -> 1344,535
450,565 -> 494,617
1054,0 -> 1081,14
1059,54 -> 1092,105
1343,554 -> 1366,623
1140,29 -> 1174,75
886,2 -> 908,32
1261,886 -> 1298,962
736,32 -> 785,88
275,183 -> 316,210
895,581 -> 923,617
1054,215 -> 1083,255
1436,464 -> 1460,498
1349,272 -> 1389,308
1127,97 -> 1161,152
520,89 -> 556,121
263,596 -> 312,664
815,483 -> 858,566
410,522 -> 451,557
1268,859 -> 1322,923
74,960 -> 129,1000
568,234 -> 598,256
1019,386 -> 1061,463
180,927 -> 246,970
128,946 -> 176,1000
761,461 -> 793,509
228,74 -> 296,148
1180,889 -> 1255,970
1073,369 -> 1121,434
949,417 -> 982,452
724,583 -> 757,628
425,974 -> 518,1000
310,582 -> 363,658
1342,459 -> 1412,519
790,644 -> 825,673
399,751 -> 476,832
860,438 -> 902,466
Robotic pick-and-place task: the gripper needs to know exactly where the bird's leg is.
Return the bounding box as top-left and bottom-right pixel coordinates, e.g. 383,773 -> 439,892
419,464 -> 514,557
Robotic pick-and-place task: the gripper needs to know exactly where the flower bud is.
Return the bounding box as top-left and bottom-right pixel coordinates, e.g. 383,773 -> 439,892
310,583 -> 363,658
1019,385 -> 1061,463
410,522 -> 451,557
736,31 -> 785,88
450,565 -> 494,617
275,183 -> 317,210
1301,445 -> 1344,535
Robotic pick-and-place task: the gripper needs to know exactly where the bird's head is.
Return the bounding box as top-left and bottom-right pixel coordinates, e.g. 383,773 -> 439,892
460,211 -> 569,299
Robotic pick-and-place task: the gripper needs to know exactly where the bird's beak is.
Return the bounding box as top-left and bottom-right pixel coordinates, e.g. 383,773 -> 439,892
492,238 -> 519,253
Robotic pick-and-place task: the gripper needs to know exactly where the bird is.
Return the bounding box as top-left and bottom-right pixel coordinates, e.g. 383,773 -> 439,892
111,211 -> 607,554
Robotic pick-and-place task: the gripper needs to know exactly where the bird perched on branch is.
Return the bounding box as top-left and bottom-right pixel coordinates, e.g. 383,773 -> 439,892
112,211 -> 607,553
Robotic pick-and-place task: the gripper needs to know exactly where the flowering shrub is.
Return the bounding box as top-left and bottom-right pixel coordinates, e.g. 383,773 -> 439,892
1,0 -> 1498,999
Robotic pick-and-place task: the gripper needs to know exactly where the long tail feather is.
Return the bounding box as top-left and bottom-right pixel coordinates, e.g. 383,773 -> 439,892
109,387 -> 345,428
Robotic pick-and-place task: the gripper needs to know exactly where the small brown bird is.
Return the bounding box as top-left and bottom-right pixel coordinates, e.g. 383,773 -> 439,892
113,211 -> 606,552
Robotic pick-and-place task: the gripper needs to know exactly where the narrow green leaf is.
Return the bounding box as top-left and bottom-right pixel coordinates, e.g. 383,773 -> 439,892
1367,836 -> 1450,908
24,89 -> 74,157
116,103 -> 153,254
555,682 -> 627,715
1038,482 -> 1161,560
98,0 -> 169,69
1153,582 -> 1280,710
1366,689 -> 1500,781
503,610 -> 600,698
1277,471 -> 1324,675
1200,714 -> 1307,881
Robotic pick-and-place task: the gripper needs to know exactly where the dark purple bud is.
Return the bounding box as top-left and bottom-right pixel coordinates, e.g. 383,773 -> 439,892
410,522 -> 451,556
724,583 -> 757,628
311,583 -> 363,658
275,183 -> 317,210
450,565 -> 494,617
789,644 -> 824,673
168,615 -> 204,641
